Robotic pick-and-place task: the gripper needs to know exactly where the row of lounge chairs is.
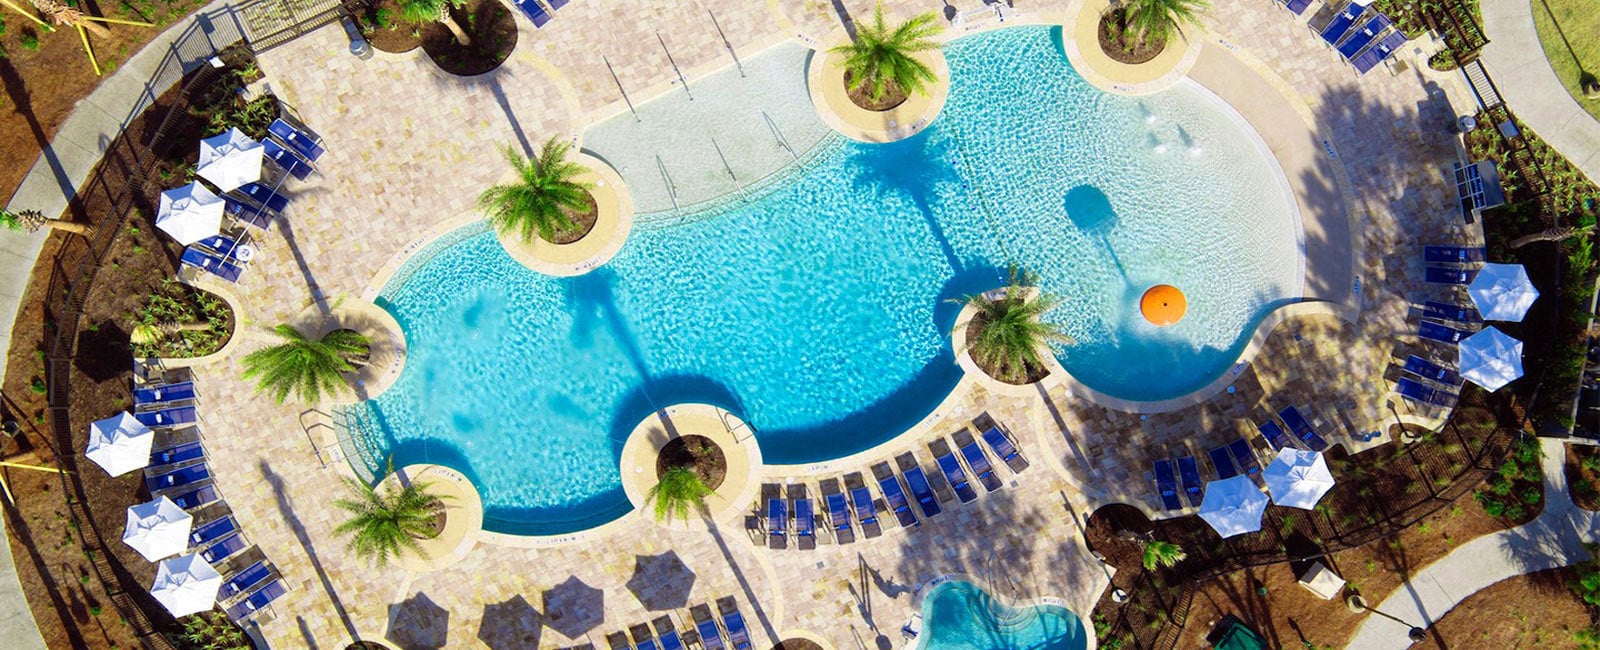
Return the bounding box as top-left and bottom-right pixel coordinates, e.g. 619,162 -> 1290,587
512,0 -> 570,28
1152,438 -> 1265,511
1400,244 -> 1479,409
1279,0 -> 1407,75
182,117 -> 323,284
600,597 -> 752,650
760,423 -> 1028,549
1258,405 -> 1329,452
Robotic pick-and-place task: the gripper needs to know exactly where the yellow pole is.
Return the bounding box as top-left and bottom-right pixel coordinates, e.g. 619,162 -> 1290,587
77,25 -> 102,76
0,0 -> 53,30
0,460 -> 70,474
0,475 -> 12,506
80,15 -> 154,27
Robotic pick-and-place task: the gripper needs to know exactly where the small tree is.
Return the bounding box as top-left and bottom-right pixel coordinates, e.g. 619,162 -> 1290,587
478,138 -> 593,244
956,268 -> 1074,383
241,324 -> 370,404
1123,0 -> 1209,47
645,467 -> 713,522
829,3 -> 941,102
334,476 -> 450,567
0,207 -> 92,237
396,0 -> 470,45
1141,540 -> 1186,570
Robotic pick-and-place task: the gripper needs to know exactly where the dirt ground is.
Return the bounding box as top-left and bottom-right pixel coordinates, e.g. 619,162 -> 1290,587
1424,567 -> 1595,649
0,0 -> 209,208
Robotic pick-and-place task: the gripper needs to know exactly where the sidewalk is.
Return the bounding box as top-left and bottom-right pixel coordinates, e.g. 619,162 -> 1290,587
1347,438 -> 1598,649
1479,0 -> 1600,184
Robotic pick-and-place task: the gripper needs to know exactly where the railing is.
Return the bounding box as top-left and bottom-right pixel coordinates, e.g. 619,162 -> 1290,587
236,0 -> 351,53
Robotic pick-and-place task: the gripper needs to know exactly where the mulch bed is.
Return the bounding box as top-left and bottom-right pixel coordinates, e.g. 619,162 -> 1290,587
656,435 -> 727,491
771,639 -> 823,650
1568,444 -> 1600,511
547,192 -> 599,245
357,0 -> 424,54
963,312 -> 1050,385
1098,9 -> 1166,65
419,0 -> 518,77
843,71 -> 908,112
1424,567 -> 1593,648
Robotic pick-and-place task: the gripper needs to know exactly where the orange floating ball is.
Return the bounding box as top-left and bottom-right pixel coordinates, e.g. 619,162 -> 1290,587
1141,284 -> 1187,327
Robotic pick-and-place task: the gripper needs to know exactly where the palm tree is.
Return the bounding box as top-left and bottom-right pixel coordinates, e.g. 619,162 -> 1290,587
957,269 -> 1073,383
1123,0 -> 1209,47
1141,539 -> 1186,571
1510,224 -> 1594,249
478,138 -> 594,244
396,0 -> 470,46
27,0 -> 109,36
241,324 -> 370,404
829,4 -> 941,102
333,476 -> 449,567
645,467 -> 713,522
0,207 -> 92,237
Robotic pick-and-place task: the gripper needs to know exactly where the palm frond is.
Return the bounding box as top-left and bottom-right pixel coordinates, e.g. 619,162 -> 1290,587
333,476 -> 450,567
479,138 -> 594,243
644,467 -> 713,522
828,4 -> 942,101
240,324 -> 369,404
958,269 -> 1073,383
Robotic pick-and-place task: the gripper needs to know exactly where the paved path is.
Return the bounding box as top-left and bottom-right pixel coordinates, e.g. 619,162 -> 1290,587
1479,0 -> 1600,183
1347,438 -> 1598,649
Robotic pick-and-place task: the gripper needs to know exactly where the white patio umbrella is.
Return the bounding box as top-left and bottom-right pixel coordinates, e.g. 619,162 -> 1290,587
1263,448 -> 1336,509
1468,263 -> 1539,322
196,128 -> 264,192
85,412 -> 155,477
1459,326 -> 1525,392
150,553 -> 222,617
123,496 -> 194,562
156,182 -> 224,245
1198,474 -> 1270,538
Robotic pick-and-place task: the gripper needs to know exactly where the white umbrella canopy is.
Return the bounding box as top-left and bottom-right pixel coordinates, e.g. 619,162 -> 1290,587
156,182 -> 225,245
1460,326 -> 1525,392
1263,448 -> 1336,509
123,496 -> 194,562
1198,475 -> 1270,538
150,553 -> 222,617
85,412 -> 155,477
1468,263 -> 1539,322
196,128 -> 264,192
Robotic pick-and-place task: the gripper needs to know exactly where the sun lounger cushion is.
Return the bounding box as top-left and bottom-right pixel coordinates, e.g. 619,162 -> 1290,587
219,561 -> 271,601
1209,446 -> 1240,480
1354,31 -> 1408,74
135,405 -> 198,428
1425,266 -> 1477,285
1422,300 -> 1482,324
1154,459 -> 1182,511
1227,439 -> 1262,476
958,441 -> 1003,491
224,579 -> 286,621
1419,321 -> 1471,344
1320,4 -> 1366,46
935,452 -> 978,503
169,485 -> 219,510
268,119 -> 325,161
1177,456 -> 1203,507
875,471 -> 917,527
145,462 -> 210,493
200,532 -> 247,564
263,139 -> 313,180
149,441 -> 205,468
190,515 -> 237,548
1423,245 -> 1486,264
902,465 -> 943,518
134,381 -> 196,406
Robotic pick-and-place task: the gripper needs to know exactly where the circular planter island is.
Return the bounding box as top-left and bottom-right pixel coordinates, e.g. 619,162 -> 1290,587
384,464 -> 484,573
806,30 -> 952,143
495,151 -> 635,277
286,297 -> 408,404
950,286 -> 1068,397
618,404 -> 763,531
1061,0 -> 1201,95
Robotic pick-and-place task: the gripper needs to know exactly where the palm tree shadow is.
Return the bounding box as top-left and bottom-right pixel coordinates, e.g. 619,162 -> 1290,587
258,459 -> 365,645
844,130 -> 967,273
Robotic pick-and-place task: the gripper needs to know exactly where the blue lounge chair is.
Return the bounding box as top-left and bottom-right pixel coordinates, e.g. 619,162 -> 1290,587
1419,321 -> 1472,345
135,405 -> 198,428
1284,0 -> 1312,15
1258,419 -> 1294,450
1397,377 -> 1460,408
824,492 -> 854,544
766,498 -> 787,549
190,515 -> 238,548
200,532 -> 247,564
1422,300 -> 1483,324
1227,439 -> 1262,477
979,426 -> 1029,473
693,605 -> 726,650
169,484 -> 220,510
1337,14 -> 1391,60
268,118 -> 325,161
1424,245 -> 1487,264
145,462 -> 211,493
1353,30 -> 1408,74
1153,459 -> 1182,511
1425,265 -> 1477,285
932,443 -> 978,503
1404,354 -> 1464,386
262,139 -> 314,180
225,198 -> 274,229
1177,456 -> 1203,508
632,627 -> 660,650
224,579 -> 286,622
219,561 -> 272,601
195,235 -> 252,263
511,0 -> 551,26
149,441 -> 205,469
872,463 -> 918,527
900,460 -> 943,518
718,598 -> 752,650
546,0 -> 568,8
653,617 -> 684,650
134,381 -> 196,407
1319,3 -> 1367,46
956,432 -> 1003,492
794,495 -> 816,550
1209,446 -> 1240,480
234,183 -> 289,213
181,247 -> 244,283
844,472 -> 882,538
1279,406 -> 1328,451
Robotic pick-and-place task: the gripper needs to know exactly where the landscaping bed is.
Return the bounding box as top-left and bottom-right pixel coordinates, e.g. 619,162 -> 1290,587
1097,8 -> 1165,65
1425,566 -> 1594,649
657,434 -> 727,490
419,0 -> 517,76
1568,444 -> 1600,510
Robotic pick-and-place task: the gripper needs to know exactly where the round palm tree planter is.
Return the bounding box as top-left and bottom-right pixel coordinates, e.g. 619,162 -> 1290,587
377,464 -> 483,573
619,404 -> 763,531
807,31 -> 951,143
1061,0 -> 1201,96
494,151 -> 635,277
285,297 -> 408,404
951,286 -> 1069,396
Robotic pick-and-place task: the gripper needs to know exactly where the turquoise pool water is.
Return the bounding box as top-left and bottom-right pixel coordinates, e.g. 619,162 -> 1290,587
359,26 -> 1300,534
918,580 -> 1088,650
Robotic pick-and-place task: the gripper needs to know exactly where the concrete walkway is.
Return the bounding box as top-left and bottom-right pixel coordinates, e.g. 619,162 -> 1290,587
1479,0 -> 1600,183
1347,438 -> 1598,649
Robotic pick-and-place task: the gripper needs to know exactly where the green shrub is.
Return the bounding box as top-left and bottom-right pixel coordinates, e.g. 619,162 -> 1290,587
19,29 -> 39,51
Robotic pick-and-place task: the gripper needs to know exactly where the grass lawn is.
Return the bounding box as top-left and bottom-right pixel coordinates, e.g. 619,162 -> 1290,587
1531,0 -> 1600,122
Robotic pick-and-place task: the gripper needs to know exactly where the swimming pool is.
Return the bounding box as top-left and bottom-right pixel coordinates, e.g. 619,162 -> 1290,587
359,26 -> 1300,534
917,580 -> 1088,650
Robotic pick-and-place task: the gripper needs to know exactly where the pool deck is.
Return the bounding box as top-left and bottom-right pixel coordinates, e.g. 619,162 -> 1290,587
166,0 -> 1482,646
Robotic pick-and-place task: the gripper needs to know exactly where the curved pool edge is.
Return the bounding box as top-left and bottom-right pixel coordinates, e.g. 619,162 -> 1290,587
909,574 -> 1097,650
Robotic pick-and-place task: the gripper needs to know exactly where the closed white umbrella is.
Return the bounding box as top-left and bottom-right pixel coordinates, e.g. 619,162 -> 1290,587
196,128 -> 264,192
85,412 -> 155,477
1460,326 -> 1524,392
1198,475 -> 1269,538
150,553 -> 222,617
123,496 -> 194,562
156,182 -> 224,245
1263,448 -> 1336,509
1467,263 -> 1538,322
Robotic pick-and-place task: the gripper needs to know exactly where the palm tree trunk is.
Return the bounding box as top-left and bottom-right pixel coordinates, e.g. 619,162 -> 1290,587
47,220 -> 93,237
1510,226 -> 1592,249
439,8 -> 470,46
